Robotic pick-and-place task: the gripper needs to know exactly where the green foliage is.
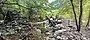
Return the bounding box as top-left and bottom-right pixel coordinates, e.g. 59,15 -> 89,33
6,0 -> 90,32
7,0 -> 90,22
7,0 -> 47,21
40,26 -> 47,33
36,23 -> 47,33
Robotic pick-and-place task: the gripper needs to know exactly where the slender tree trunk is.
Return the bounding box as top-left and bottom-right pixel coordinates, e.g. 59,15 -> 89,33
77,0 -> 83,32
70,0 -> 78,29
86,11 -> 90,27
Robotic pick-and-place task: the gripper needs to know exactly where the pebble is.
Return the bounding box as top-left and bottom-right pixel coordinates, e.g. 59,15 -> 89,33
36,29 -> 41,34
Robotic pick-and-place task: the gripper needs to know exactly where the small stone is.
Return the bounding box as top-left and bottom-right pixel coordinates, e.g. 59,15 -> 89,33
46,37 -> 50,40
4,33 -> 10,35
88,27 -> 90,30
46,32 -> 51,35
18,27 -> 22,29
36,29 -> 41,34
57,36 -> 60,39
0,20 -> 4,23
55,24 -> 64,28
54,34 -> 57,37
83,37 -> 87,40
0,33 -> 1,35
19,39 -> 22,40
51,38 -> 55,40
57,36 -> 62,39
54,29 -> 67,35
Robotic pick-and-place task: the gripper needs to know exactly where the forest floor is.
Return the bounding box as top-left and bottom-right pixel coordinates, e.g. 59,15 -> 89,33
0,18 -> 90,40
0,10 -> 90,40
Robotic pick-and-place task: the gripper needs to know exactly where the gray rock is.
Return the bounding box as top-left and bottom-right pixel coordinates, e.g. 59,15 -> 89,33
51,38 -> 55,40
46,32 -> 51,35
35,29 -> 41,34
55,24 -> 64,28
54,29 -> 67,35
57,36 -> 62,39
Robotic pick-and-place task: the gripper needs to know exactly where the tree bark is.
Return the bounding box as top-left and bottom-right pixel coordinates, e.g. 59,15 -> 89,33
70,0 -> 78,29
77,0 -> 83,32
86,11 -> 90,27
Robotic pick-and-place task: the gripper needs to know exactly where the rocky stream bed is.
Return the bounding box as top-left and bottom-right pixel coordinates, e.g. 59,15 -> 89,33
0,9 -> 90,40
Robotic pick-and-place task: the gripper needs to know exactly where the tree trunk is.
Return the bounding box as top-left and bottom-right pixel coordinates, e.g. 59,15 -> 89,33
77,0 -> 83,32
70,0 -> 78,29
86,11 -> 90,27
